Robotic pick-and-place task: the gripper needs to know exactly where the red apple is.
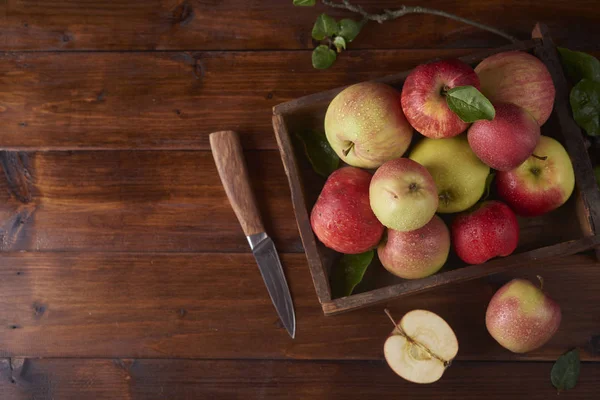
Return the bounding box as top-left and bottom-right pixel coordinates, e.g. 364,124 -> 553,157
401,59 -> 480,139
378,215 -> 450,279
451,201 -> 519,265
468,103 -> 540,171
369,158 -> 438,232
486,278 -> 561,353
311,167 -> 384,254
475,51 -> 556,126
497,135 -> 575,216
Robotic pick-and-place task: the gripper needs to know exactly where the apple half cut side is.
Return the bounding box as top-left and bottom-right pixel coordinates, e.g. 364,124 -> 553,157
384,309 -> 459,384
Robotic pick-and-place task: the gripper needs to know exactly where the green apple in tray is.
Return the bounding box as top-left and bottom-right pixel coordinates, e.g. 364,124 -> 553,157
409,135 -> 490,213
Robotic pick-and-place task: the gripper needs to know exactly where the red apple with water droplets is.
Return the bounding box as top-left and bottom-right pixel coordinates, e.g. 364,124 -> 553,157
401,59 -> 480,139
311,167 -> 384,254
378,215 -> 450,279
475,51 -> 556,126
497,135 -> 575,216
451,201 -> 519,265
468,102 -> 541,171
486,278 -> 561,353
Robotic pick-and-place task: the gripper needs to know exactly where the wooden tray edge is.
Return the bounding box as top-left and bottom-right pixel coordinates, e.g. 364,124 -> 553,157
322,234 -> 600,315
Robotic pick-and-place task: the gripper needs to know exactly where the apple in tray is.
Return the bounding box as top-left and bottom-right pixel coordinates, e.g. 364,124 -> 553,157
325,82 -> 414,169
486,278 -> 561,353
409,135 -> 490,213
452,201 -> 520,265
468,102 -> 541,171
369,158 -> 438,232
378,215 -> 451,280
497,135 -> 575,216
401,59 -> 480,139
311,167 -> 384,254
475,51 -> 556,126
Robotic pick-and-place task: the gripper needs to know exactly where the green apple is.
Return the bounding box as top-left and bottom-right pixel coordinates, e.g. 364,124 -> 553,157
409,135 -> 490,213
325,82 -> 414,169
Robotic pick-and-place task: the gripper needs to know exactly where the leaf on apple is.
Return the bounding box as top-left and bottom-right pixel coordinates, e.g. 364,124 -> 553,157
570,79 -> 600,137
558,47 -> 600,83
312,45 -> 337,69
551,348 -> 580,392
331,250 -> 374,298
445,85 -> 496,123
312,14 -> 339,41
295,130 -> 340,177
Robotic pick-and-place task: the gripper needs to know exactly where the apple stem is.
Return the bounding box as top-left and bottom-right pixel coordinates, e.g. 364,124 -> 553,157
342,142 -> 354,157
383,309 -> 451,368
384,308 -> 405,335
532,154 -> 548,161
537,275 -> 545,291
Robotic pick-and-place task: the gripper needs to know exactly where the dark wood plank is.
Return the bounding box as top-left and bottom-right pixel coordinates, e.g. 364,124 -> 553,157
0,252 -> 598,361
1,0 -> 599,51
2,49 -> 598,151
0,49 -> 482,150
1,358 -> 599,400
0,150 -> 301,253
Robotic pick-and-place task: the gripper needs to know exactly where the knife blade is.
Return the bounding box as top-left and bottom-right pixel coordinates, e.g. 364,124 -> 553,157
209,130 -> 296,338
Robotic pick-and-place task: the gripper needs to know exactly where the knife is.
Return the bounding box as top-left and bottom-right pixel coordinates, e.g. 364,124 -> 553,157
209,130 -> 296,338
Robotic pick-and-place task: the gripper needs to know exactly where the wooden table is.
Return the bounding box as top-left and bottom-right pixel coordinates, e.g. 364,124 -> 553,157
0,1 -> 599,398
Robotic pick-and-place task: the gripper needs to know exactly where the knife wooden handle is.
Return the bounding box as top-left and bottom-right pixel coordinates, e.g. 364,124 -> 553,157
210,130 -> 265,237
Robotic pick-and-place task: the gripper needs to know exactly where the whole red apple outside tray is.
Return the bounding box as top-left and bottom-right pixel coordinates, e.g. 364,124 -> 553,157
311,167 -> 384,254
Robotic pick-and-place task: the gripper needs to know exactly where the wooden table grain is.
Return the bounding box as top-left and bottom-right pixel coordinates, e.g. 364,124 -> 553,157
0,1 -> 599,399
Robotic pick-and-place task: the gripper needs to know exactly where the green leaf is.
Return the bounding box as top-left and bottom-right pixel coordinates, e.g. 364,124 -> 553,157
312,14 -> 339,40
595,165 -> 600,188
331,251 -> 374,298
295,130 -> 340,177
312,45 -> 337,69
558,47 -> 600,83
333,36 -> 346,53
446,85 -> 496,123
570,78 -> 600,136
293,0 -> 315,5
551,349 -> 580,392
482,172 -> 495,201
338,19 -> 362,42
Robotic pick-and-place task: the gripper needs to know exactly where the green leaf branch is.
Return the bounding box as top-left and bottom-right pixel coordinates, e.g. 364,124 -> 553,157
295,0 -> 517,69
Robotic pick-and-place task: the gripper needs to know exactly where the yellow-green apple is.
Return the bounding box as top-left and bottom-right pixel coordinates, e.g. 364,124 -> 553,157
475,51 -> 556,126
324,82 -> 413,169
451,201 -> 519,264
311,167 -> 384,254
369,158 -> 438,231
401,59 -> 480,139
409,135 -> 490,213
497,136 -> 575,216
378,215 -> 450,279
468,102 -> 541,171
486,278 -> 561,353
384,309 -> 458,384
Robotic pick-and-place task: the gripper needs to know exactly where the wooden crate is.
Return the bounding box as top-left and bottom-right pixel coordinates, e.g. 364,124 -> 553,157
272,24 -> 600,316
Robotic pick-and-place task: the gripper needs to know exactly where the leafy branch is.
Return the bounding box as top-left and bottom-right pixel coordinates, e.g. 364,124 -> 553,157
321,0 -> 517,43
295,0 -> 517,69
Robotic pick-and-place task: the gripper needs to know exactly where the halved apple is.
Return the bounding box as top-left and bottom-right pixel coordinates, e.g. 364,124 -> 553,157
384,309 -> 459,384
